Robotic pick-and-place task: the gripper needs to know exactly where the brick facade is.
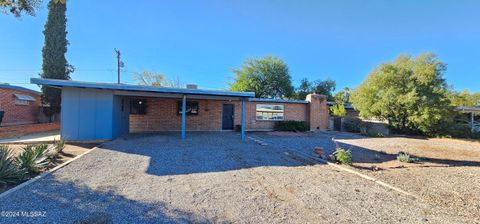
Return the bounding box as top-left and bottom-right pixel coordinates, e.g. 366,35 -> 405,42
306,94 -> 329,131
0,122 -> 60,138
129,95 -> 325,132
0,87 -> 41,126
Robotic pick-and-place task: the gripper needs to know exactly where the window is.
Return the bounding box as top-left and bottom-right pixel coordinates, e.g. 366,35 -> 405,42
130,99 -> 147,114
14,94 -> 35,106
177,101 -> 199,115
15,99 -> 30,106
256,104 -> 284,121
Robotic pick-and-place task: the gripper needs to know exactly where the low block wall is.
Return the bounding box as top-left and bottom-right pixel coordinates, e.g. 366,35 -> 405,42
0,122 -> 60,139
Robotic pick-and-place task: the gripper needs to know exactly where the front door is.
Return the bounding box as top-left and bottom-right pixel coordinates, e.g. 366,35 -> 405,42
222,104 -> 234,130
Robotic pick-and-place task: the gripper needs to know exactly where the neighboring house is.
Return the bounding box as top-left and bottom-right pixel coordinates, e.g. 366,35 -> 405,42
31,78 -> 330,141
0,84 -> 41,126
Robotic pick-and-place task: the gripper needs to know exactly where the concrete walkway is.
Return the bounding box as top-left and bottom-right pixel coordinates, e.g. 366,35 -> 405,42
0,131 -> 60,144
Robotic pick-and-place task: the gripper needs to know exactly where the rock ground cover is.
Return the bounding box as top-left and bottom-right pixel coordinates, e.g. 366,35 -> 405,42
0,132 -> 470,223
254,131 -> 480,222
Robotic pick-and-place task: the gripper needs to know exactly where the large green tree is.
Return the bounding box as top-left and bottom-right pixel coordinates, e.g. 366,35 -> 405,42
230,56 -> 294,99
294,78 -> 312,100
293,78 -> 336,100
351,53 -> 452,135
334,87 -> 351,104
39,0 -> 72,116
0,0 -> 42,17
449,90 -> 480,107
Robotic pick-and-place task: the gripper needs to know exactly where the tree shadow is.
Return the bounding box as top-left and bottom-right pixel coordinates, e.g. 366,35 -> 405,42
0,176 -> 208,224
333,138 -> 480,167
251,131 -> 480,168
97,132 -> 324,177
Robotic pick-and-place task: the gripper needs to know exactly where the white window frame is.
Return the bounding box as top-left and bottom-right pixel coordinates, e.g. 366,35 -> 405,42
256,104 -> 284,121
15,99 -> 30,106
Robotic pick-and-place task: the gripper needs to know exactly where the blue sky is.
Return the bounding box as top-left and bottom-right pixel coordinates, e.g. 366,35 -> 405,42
1,0 -> 479,92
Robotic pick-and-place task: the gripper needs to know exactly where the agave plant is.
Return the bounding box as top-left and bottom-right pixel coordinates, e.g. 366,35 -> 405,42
0,145 -> 26,186
54,139 -> 65,154
16,144 -> 50,175
46,139 -> 66,161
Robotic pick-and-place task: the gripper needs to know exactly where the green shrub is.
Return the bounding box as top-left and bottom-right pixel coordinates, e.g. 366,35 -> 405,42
396,152 -> 418,163
16,144 -> 50,175
274,120 -> 309,132
343,116 -> 363,133
363,132 -> 385,137
0,145 -> 26,187
330,104 -> 346,117
333,148 -> 352,165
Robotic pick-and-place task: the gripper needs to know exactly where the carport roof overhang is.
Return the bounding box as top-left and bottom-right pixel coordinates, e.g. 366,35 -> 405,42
456,106 -> 480,113
31,78 -> 255,98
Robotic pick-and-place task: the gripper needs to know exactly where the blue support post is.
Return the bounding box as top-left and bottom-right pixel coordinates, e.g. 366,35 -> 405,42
181,95 -> 186,140
472,112 -> 475,133
241,99 -> 245,140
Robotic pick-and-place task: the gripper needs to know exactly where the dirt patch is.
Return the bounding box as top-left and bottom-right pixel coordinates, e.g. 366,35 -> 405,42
335,136 -> 480,221
1,143 -> 98,194
7,143 -> 96,164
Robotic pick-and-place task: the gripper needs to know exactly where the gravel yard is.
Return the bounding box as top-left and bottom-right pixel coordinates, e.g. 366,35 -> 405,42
334,136 -> 480,222
252,131 -> 480,222
0,132 -> 470,223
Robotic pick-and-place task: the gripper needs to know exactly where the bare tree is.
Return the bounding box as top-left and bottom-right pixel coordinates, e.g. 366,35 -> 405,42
133,71 -> 183,88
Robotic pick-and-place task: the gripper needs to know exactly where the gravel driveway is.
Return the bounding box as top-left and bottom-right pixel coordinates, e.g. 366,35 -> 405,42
0,132 -> 467,223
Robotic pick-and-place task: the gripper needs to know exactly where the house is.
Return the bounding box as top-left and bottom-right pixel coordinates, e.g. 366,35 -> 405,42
31,78 -> 329,141
0,84 -> 41,126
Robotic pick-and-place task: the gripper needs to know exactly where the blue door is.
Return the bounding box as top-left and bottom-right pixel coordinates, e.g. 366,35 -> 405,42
222,104 -> 234,130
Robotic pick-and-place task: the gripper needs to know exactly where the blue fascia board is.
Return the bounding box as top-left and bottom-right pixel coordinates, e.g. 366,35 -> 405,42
247,98 -> 309,104
31,78 -> 255,98
0,84 -> 41,95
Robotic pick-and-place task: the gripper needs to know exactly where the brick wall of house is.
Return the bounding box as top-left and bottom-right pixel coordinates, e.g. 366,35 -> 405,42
0,88 -> 41,126
129,98 -> 310,132
0,122 -> 60,138
306,94 -> 329,131
243,102 -> 308,130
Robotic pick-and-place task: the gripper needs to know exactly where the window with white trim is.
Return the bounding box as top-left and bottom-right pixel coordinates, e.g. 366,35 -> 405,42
256,104 -> 284,121
15,99 -> 30,105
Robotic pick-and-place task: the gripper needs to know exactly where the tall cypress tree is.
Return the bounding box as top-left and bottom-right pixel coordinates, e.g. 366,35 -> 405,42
40,0 -> 73,116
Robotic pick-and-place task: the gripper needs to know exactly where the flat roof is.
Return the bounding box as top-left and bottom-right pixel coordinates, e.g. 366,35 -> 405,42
327,101 -> 354,109
31,78 -> 255,98
456,106 -> 480,113
0,84 -> 41,95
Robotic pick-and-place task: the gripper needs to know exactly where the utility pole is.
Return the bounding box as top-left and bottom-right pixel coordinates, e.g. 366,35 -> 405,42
114,48 -> 121,84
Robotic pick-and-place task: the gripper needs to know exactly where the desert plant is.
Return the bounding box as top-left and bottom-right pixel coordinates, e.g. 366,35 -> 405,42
274,120 -> 309,132
54,139 -> 65,153
16,144 -> 50,175
47,139 -> 66,159
333,148 -> 352,165
397,152 -> 418,163
0,145 -> 26,187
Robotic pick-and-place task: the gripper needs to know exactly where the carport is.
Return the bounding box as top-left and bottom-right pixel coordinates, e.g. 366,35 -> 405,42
31,78 -> 254,141
457,106 -> 480,132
